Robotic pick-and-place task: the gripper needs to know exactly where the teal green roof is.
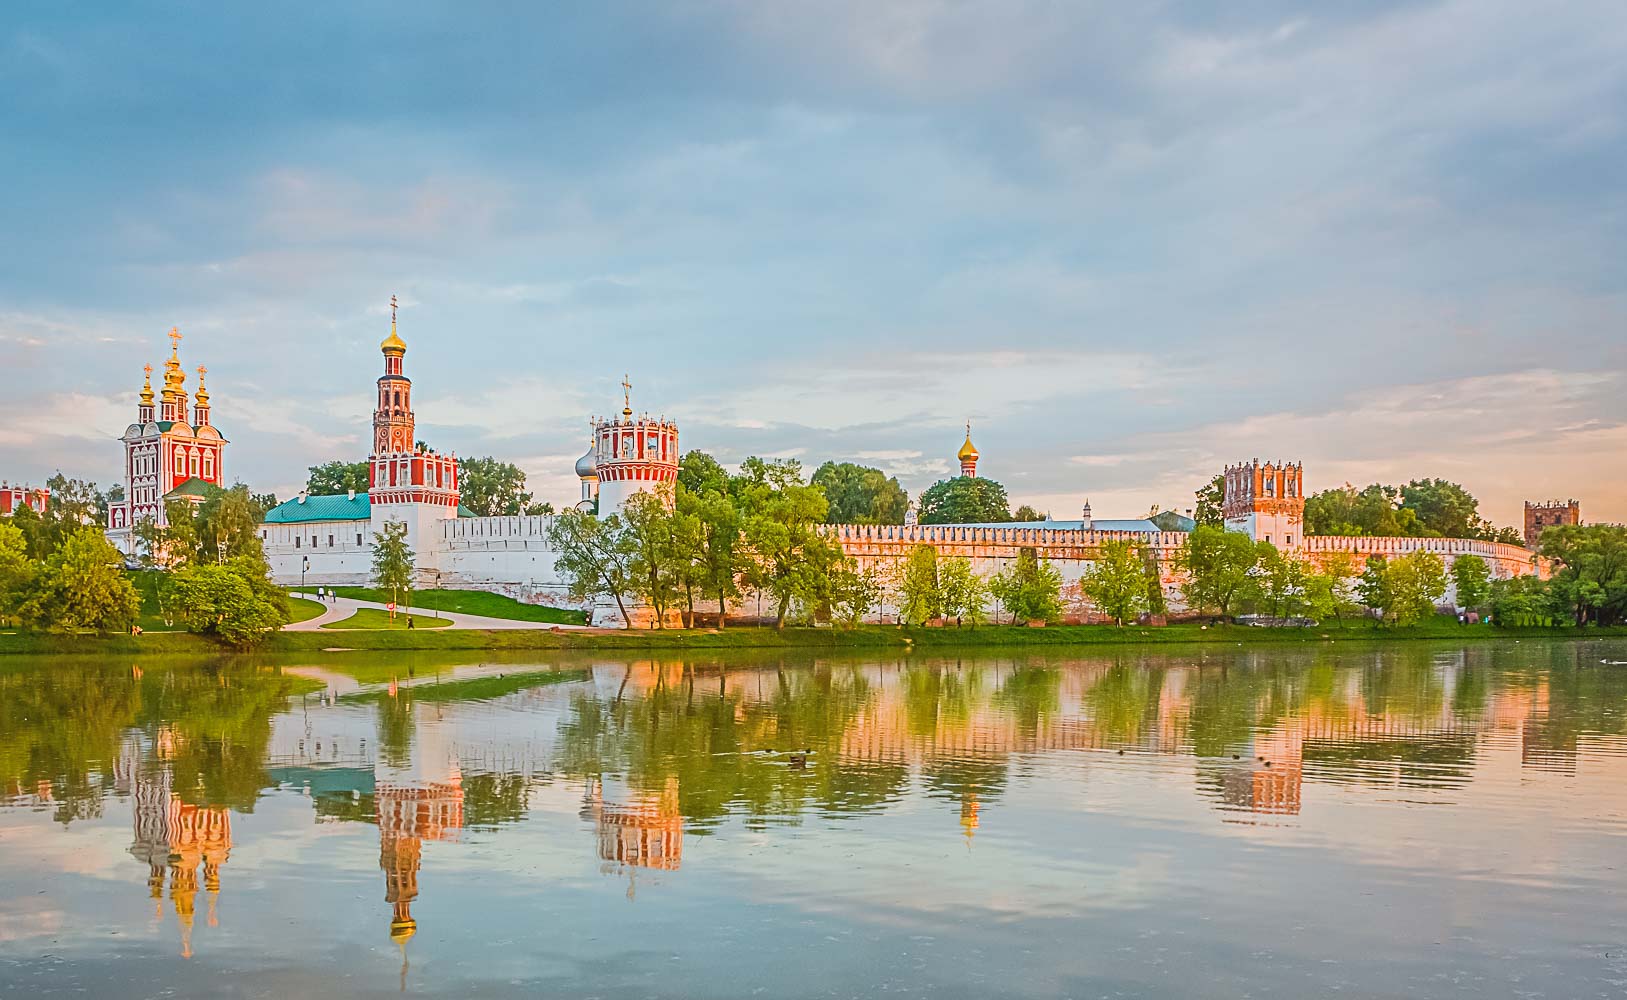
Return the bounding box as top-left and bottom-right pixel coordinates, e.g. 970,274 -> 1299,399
263,493 -> 372,524
164,477 -> 224,501
457,505 -> 476,518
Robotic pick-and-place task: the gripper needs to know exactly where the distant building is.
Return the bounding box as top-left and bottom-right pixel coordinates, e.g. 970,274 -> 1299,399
1223,459 -> 1305,548
1524,500 -> 1580,548
0,483 -> 47,515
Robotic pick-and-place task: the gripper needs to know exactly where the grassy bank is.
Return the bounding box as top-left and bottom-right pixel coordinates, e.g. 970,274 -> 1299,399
320,608 -> 452,630
292,586 -> 587,625
5,616 -> 1625,656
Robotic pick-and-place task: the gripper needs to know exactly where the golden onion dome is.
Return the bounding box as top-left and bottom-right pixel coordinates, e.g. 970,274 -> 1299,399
139,366 -> 155,406
194,366 -> 210,405
957,432 -> 978,462
381,321 -> 407,356
389,918 -> 417,944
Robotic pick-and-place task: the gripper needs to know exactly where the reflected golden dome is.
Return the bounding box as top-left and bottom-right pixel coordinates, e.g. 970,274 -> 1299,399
390,918 -> 418,943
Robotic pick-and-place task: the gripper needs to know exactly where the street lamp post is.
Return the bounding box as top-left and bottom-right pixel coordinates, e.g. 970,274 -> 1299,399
301,556 -> 309,594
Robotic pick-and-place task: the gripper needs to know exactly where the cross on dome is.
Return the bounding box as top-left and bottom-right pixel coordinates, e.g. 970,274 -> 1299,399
622,374 -> 633,417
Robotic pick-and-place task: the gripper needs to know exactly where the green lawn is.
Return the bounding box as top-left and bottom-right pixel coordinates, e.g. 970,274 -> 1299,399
286,597 -> 328,624
320,608 -> 453,630
293,586 -> 586,625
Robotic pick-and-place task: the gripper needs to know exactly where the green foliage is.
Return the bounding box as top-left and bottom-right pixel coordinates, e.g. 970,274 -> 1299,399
811,462 -> 909,525
306,460 -> 370,495
898,545 -> 941,625
1540,523 -> 1627,626
1451,554 -> 1492,612
0,521 -> 35,625
321,608 -> 453,629
171,557 -> 290,644
989,549 -> 1063,624
458,456 -> 551,516
1304,479 -> 1517,541
737,457 -> 834,628
937,557 -> 988,626
1082,540 -> 1147,625
41,473 -> 103,555
1362,551 -> 1449,625
195,485 -> 267,565
622,486 -> 685,627
1490,575 -> 1558,627
676,454 -> 743,626
1012,504 -> 1047,522
1177,525 -> 1260,617
1305,551 -> 1360,622
293,586 -> 585,624
1256,545 -> 1310,618
18,526 -> 142,633
917,476 -> 1011,525
370,520 -> 416,612
831,564 -> 883,628
1194,474 -> 1225,528
546,508 -> 637,627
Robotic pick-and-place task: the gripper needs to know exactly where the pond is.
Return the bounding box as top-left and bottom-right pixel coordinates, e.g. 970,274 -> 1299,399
3,640 -> 1626,998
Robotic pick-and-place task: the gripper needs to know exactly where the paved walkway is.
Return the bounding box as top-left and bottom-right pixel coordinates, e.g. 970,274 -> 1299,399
285,594 -> 592,631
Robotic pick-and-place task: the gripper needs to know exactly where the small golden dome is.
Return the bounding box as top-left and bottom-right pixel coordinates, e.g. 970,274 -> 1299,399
139,365 -> 155,406
194,366 -> 210,405
381,322 -> 407,356
957,433 -> 978,462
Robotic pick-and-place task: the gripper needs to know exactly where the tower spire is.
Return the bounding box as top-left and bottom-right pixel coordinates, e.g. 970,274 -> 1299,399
380,294 -> 407,356
621,374 -> 633,418
140,364 -> 155,407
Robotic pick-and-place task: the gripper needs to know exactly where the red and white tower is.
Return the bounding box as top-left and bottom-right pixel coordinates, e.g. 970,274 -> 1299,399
957,423 -> 979,478
109,328 -> 228,554
1222,459 -> 1305,547
367,297 -> 461,554
592,375 -> 678,516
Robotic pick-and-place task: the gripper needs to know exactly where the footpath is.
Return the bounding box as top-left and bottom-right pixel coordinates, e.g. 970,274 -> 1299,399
284,594 -> 593,631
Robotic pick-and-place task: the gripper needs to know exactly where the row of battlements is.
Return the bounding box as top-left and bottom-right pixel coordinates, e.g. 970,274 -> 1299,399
822,523 -> 1192,548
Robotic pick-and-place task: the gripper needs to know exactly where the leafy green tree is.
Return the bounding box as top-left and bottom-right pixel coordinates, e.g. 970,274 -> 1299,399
458,456 -> 550,516
937,557 -> 988,627
171,558 -> 289,645
1357,555 -> 1391,617
1083,540 -> 1147,625
1194,474 -> 1225,528
6,503 -> 47,559
546,509 -> 637,628
1257,545 -> 1310,618
675,460 -> 742,626
306,460 -> 370,495
1490,575 -> 1556,627
737,457 -> 831,628
19,527 -> 141,633
1400,479 -> 1491,539
196,485 -> 266,565
1305,483 -> 1425,537
898,545 -> 942,625
370,520 -> 416,617
917,476 -> 1011,525
41,473 -> 103,554
1539,523 -> 1627,626
989,548 -> 1063,624
0,521 -> 34,625
1141,548 -> 1168,615
249,492 -> 279,517
1176,525 -> 1260,617
1306,551 -> 1360,622
811,462 -> 908,525
1451,554 -> 1493,613
622,486 -> 684,627
1385,550 -> 1448,625
1012,504 -> 1047,523
831,563 -> 882,628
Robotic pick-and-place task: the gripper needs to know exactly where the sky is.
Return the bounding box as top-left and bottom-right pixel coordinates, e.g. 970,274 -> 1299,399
2,1 -> 1623,528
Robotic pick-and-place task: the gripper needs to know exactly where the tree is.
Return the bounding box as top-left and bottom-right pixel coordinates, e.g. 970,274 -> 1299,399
371,520 -> 415,618
196,485 -> 266,565
306,460 -> 370,496
1305,484 -> 1425,537
898,545 -> 941,625
1384,550 -> 1448,625
1194,474 -> 1225,528
1400,479 -> 1490,539
1306,551 -> 1360,622
1257,545 -> 1310,618
1540,523 -> 1627,626
18,527 -> 141,633
811,462 -> 909,525
831,563 -> 883,628
41,473 -> 102,554
1490,575 -> 1556,627
1357,555 -> 1391,617
0,521 -> 34,626
171,557 -> 289,645
937,557 -> 988,627
989,549 -> 1063,624
459,456 -> 550,516
621,486 -> 683,628
546,509 -> 637,628
1012,504 -> 1047,523
1176,525 -> 1260,617
737,457 -> 831,628
1082,540 -> 1147,625
917,476 -> 1011,525
675,457 -> 742,627
1451,555 -> 1492,613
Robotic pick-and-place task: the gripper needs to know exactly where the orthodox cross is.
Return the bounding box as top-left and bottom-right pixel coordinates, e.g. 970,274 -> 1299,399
622,373 -> 633,415
143,363 -> 153,379
196,364 -> 207,380
168,327 -> 182,352
390,294 -> 398,325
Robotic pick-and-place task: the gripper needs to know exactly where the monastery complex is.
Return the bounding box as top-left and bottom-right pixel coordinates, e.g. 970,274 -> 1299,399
106,313 -> 1548,623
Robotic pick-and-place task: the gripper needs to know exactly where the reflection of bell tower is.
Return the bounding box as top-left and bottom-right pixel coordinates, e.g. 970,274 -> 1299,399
127,760 -> 234,958
580,778 -> 684,900
381,831 -> 423,944
959,794 -> 980,843
375,765 -> 464,958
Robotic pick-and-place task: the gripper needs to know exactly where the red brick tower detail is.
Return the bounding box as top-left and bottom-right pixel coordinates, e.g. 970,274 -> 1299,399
1523,500 -> 1580,548
1222,460 -> 1306,546
367,297 -> 460,509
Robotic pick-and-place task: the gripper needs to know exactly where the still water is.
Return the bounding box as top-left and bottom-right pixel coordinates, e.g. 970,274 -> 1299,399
3,641 -> 1626,999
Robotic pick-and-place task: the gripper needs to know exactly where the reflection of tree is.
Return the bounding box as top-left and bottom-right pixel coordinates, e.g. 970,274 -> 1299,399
553,664 -> 910,825
1358,647 -> 1446,725
1084,662 -> 1166,744
462,772 -> 538,829
993,667 -> 1061,736
0,663 -> 142,823
376,690 -> 415,770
